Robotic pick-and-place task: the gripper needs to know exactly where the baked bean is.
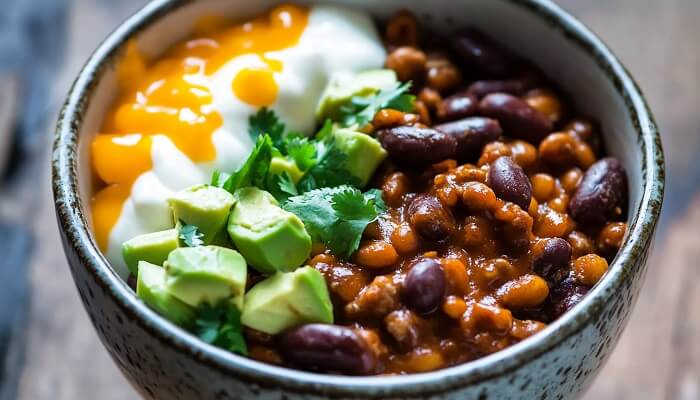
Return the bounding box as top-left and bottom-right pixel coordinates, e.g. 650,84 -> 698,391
573,254 -> 608,286
385,46 -> 427,82
538,132 -> 595,169
373,109 -> 419,130
479,93 -> 553,143
279,324 -> 376,375
528,198 -> 539,218
406,194 -> 457,242
414,100 -> 432,125
356,241 -> 399,268
435,117 -> 502,161
564,118 -> 595,142
522,89 -> 563,123
461,181 -> 498,211
461,302 -> 513,334
532,237 -> 572,282
451,30 -> 511,76
532,173 -> 555,202
569,157 -> 627,225
313,261 -> 370,303
547,195 -> 569,213
567,230 -> 596,258
400,348 -> 446,373
467,78 -> 532,99
497,274 -> 550,309
510,319 -> 546,340
443,296 -> 468,319
442,258 -> 469,295
402,258 -> 446,314
378,125 -> 457,166
560,167 -> 584,194
385,10 -> 419,47
418,87 -> 443,112
425,52 -> 463,92
391,223 -> 419,254
534,207 -> 573,238
477,258 -> 516,287
463,215 -> 492,247
487,156 -> 532,210
478,141 -> 512,166
509,140 -> 538,169
437,91 -> 478,121
381,172 -> 410,207
597,222 -> 627,253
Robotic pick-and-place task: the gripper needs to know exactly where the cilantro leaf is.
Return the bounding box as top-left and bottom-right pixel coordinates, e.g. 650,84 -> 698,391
297,137 -> 361,192
194,302 -> 247,356
179,223 -> 204,247
278,172 -> 299,196
339,82 -> 415,128
282,185 -> 385,258
248,107 -> 285,147
210,170 -> 231,188
284,136 -> 317,171
222,134 -> 274,193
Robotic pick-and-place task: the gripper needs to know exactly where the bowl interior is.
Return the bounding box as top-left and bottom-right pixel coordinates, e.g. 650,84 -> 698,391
65,0 -> 659,391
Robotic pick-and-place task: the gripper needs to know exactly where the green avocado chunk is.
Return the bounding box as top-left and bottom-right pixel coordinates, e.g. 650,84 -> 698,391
241,266 -> 333,334
164,246 -> 247,309
168,185 -> 236,244
269,156 -> 304,183
332,128 -> 388,187
316,69 -> 398,122
122,228 -> 180,276
137,261 -> 195,327
227,187 -> 311,274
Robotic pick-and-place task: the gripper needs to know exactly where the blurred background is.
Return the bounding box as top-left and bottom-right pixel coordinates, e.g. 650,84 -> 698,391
0,0 -> 697,399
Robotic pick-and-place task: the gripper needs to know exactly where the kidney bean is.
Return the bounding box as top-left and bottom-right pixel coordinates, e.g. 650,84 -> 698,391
434,117 -> 502,161
378,126 -> 457,166
479,93 -> 553,143
467,78 -> 532,99
568,157 -> 627,225
406,194 -> 457,242
279,324 -> 376,375
437,91 -> 478,121
549,276 -> 589,317
402,258 -> 446,314
533,238 -> 572,282
486,156 -> 532,210
450,29 -> 511,76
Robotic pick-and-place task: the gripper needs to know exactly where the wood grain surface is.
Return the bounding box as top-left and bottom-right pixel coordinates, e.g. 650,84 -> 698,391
15,0 -> 699,398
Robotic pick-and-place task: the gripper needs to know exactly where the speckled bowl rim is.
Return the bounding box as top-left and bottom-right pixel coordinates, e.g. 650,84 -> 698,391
52,0 -> 664,397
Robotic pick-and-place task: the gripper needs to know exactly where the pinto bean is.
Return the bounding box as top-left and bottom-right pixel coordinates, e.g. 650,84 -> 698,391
486,156 -> 532,210
406,194 -> 457,242
568,157 -> 627,225
532,238 -> 572,282
279,324 -> 376,375
378,126 -> 457,166
402,258 -> 446,314
437,91 -> 479,121
434,117 -> 502,161
450,29 -> 511,76
479,93 -> 553,143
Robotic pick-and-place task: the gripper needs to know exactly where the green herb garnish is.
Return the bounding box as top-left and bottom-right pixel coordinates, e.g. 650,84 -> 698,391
283,186 -> 385,258
178,223 -> 204,247
338,82 -> 415,128
194,302 -> 247,356
221,134 -> 275,193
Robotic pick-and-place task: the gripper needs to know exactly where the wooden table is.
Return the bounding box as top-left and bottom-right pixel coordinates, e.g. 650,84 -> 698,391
15,0 -> 700,398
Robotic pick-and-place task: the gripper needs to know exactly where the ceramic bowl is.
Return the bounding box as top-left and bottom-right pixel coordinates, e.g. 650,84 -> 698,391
52,0 -> 664,398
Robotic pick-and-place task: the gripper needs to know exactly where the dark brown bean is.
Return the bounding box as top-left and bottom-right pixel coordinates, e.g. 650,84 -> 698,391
548,276 -> 589,317
377,126 -> 457,166
533,238 -> 572,282
437,91 -> 478,121
568,157 -> 627,225
435,117 -> 502,161
450,30 -> 511,76
479,93 -> 553,143
402,258 -> 446,314
467,78 -> 532,99
486,156 -> 532,210
406,194 -> 457,242
279,324 -> 376,375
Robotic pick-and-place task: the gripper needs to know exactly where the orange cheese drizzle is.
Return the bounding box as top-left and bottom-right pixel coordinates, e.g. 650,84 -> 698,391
91,5 -> 309,250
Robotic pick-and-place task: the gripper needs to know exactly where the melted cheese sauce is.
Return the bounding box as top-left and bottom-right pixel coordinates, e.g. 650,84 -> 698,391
91,4 -> 386,276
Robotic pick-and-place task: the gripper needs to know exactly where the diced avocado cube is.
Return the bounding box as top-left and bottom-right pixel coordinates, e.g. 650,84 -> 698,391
241,266 -> 333,334
137,261 -> 195,327
316,69 -> 398,122
332,128 -> 388,187
227,187 -> 311,274
168,185 -> 235,244
164,246 -> 247,308
269,156 -> 304,183
122,228 -> 180,276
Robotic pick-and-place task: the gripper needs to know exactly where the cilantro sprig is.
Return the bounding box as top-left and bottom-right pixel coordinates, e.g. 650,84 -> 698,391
179,223 -> 204,247
283,186 -> 386,258
338,82 -> 415,128
194,302 -> 247,356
